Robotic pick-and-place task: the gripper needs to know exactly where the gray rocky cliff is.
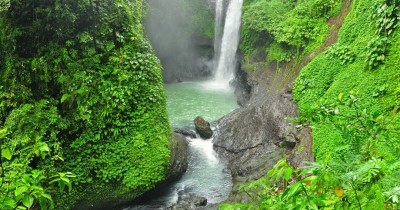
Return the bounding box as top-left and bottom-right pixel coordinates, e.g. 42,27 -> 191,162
214,63 -> 313,202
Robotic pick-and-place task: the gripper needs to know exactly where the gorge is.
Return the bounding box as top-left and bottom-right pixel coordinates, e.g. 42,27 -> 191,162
126,0 -> 245,208
0,0 -> 399,209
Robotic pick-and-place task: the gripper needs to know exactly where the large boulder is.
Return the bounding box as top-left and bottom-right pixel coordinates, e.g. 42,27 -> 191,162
194,116 -> 213,139
129,133 -> 189,205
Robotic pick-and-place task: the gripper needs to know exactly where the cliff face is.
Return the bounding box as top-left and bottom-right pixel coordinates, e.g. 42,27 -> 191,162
214,0 -> 352,202
214,62 -> 313,202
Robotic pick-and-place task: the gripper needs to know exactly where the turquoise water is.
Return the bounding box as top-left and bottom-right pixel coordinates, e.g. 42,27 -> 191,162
126,81 -> 237,209
165,82 -> 239,128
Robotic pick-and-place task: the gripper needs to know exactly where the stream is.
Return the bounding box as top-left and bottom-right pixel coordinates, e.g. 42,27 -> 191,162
125,81 -> 238,209
126,0 -> 244,208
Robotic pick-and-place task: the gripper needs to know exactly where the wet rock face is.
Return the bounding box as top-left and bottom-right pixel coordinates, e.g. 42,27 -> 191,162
213,95 -> 295,182
168,194 -> 207,210
194,116 -> 213,139
214,65 -> 313,202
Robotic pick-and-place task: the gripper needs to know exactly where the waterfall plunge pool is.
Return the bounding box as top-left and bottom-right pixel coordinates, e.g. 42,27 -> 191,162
125,81 -> 238,209
166,82 -> 238,128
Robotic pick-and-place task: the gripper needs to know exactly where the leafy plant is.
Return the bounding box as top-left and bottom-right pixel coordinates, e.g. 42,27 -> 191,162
241,0 -> 340,60
365,1 -> 399,69
326,44 -> 356,64
222,94 -> 399,209
1,128 -> 75,210
0,0 -> 171,208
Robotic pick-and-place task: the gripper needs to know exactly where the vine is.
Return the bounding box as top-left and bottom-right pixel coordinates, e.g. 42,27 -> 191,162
366,1 -> 399,69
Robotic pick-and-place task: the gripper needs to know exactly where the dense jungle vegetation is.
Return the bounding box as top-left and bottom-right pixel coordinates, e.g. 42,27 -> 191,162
0,0 -> 172,209
222,0 -> 400,209
1,0 -> 399,209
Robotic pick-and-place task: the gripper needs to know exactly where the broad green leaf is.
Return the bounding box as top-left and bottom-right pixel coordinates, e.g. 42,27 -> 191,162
22,174 -> 30,184
60,94 -> 70,103
3,198 -> 17,208
22,195 -> 34,208
59,180 -> 65,192
32,170 -> 44,179
15,186 -> 29,197
61,177 -> 72,191
284,168 -> 293,181
41,193 -> 52,200
39,144 -> 50,152
31,186 -> 44,191
49,179 -> 59,185
2,147 -> 12,160
0,128 -> 7,138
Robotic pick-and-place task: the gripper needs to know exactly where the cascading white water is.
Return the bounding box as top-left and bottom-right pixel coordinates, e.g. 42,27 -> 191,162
214,0 -> 224,60
214,0 -> 243,87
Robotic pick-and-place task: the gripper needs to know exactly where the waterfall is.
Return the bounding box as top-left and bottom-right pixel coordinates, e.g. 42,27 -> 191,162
214,0 -> 243,87
214,0 -> 224,61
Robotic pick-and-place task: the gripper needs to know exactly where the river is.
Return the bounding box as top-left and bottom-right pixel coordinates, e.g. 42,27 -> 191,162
125,81 -> 238,209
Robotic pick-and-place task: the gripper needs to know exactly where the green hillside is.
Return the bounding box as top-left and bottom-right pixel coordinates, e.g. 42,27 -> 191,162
221,0 -> 400,209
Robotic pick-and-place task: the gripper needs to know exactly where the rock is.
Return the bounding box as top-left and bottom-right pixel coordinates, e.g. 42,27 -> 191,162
166,133 -> 189,181
168,194 -> 208,210
131,133 -> 189,205
189,195 -> 207,207
279,136 -> 297,149
231,67 -> 251,106
174,127 -> 197,139
194,116 -> 213,139
214,63 -> 313,203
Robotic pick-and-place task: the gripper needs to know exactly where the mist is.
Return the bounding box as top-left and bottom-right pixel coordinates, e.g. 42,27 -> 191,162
145,0 -> 214,83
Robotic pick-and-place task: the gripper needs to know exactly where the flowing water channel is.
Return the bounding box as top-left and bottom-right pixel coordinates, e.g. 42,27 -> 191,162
125,82 -> 238,209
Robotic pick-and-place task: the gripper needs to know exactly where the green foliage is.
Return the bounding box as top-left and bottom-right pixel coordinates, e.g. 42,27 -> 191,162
0,127 -> 75,210
326,44 -> 356,64
365,1 -> 399,69
223,0 -> 400,209
0,0 -> 10,12
293,0 -> 400,161
0,0 -> 171,208
4,100 -> 67,164
267,42 -> 296,63
372,1 -> 399,37
290,0 -> 400,206
219,203 -> 253,210
184,0 -> 215,38
222,94 -> 399,209
241,0 -> 340,61
366,36 -> 388,68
